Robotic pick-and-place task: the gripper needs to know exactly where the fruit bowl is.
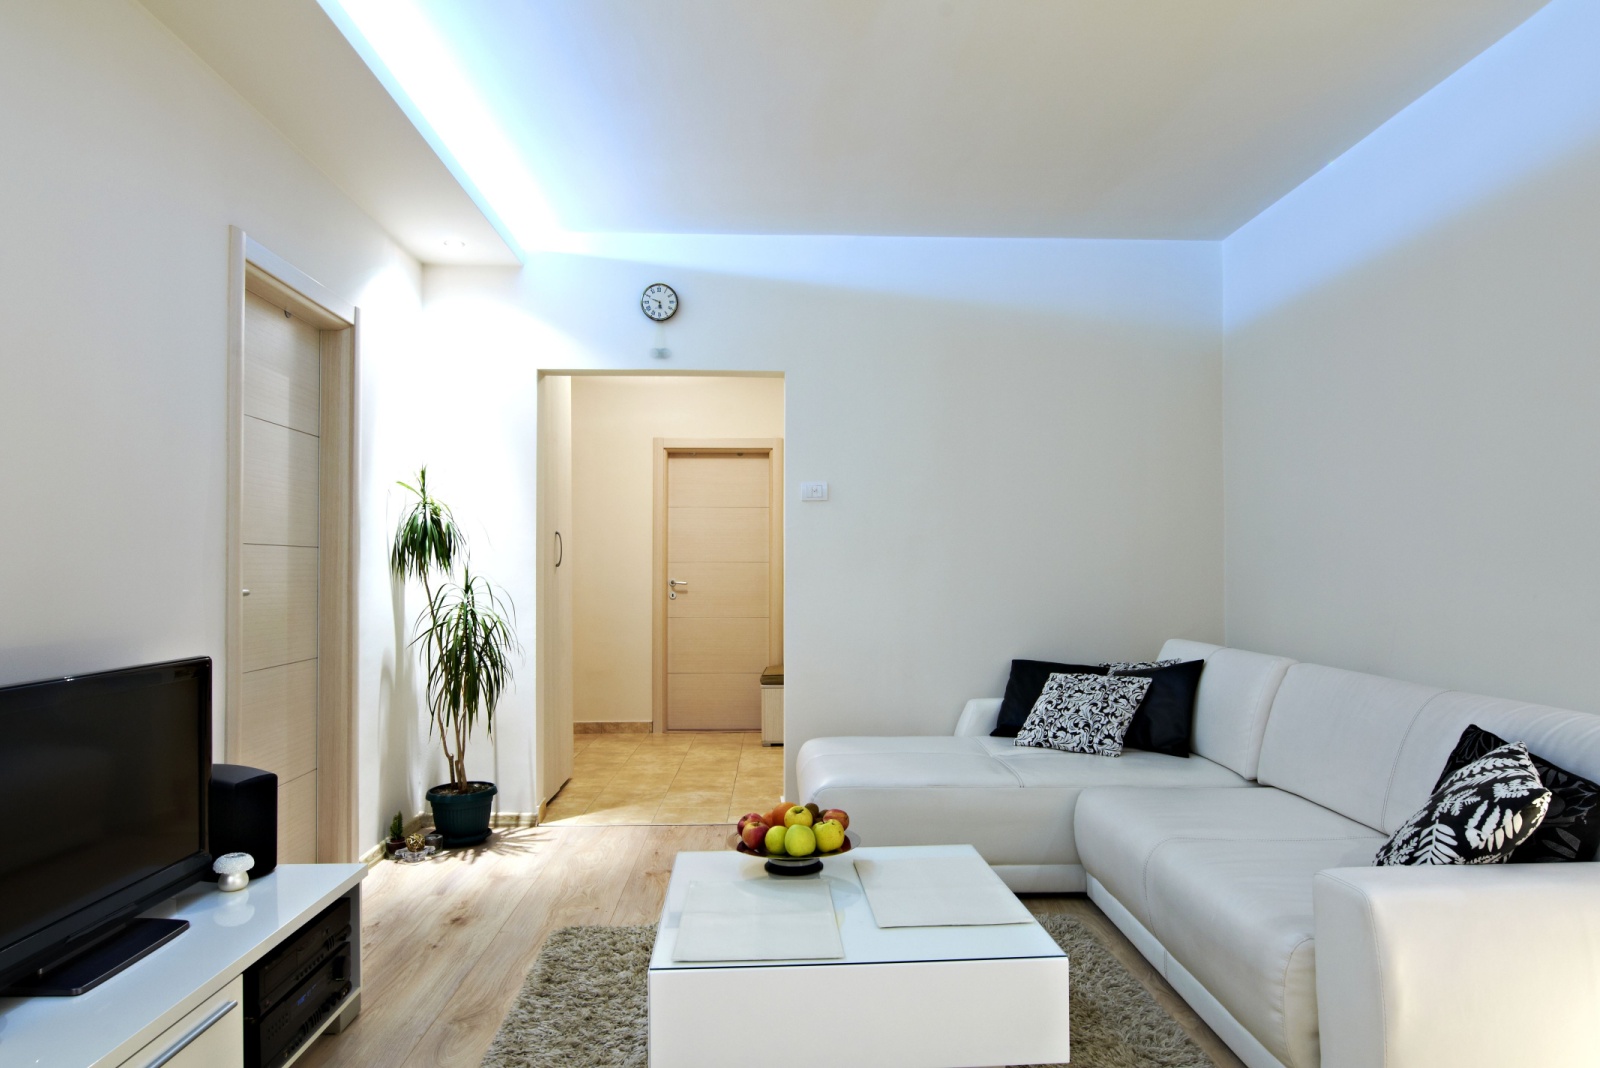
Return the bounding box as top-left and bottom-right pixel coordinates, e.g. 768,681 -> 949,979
728,830 -> 859,876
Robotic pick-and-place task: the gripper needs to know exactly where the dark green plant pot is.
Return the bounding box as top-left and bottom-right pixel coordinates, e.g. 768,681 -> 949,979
426,781 -> 497,847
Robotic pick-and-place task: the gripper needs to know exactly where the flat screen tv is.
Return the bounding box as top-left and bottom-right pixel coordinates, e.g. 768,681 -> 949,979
0,657 -> 212,994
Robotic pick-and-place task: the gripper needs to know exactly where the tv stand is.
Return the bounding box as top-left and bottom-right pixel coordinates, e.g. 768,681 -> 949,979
0,865 -> 364,1068
2,917 -> 190,998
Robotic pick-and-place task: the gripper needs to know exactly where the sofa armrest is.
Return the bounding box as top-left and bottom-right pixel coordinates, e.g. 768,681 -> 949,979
953,698 -> 1003,737
1314,864 -> 1600,1068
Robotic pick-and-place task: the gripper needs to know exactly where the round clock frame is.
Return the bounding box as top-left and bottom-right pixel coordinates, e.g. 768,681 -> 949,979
641,282 -> 678,322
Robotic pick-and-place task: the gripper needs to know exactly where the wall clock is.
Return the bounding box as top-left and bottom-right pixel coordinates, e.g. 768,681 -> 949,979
641,283 -> 678,322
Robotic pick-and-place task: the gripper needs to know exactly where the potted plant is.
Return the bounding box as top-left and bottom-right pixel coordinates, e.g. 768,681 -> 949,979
386,811 -> 406,856
390,467 -> 520,847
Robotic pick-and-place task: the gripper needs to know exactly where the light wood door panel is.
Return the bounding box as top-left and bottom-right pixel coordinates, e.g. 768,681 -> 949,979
238,660 -> 317,783
668,454 -> 768,507
667,673 -> 763,731
664,449 -> 774,731
242,417 -> 319,547
665,562 -> 768,618
667,618 -> 770,673
667,507 -> 768,562
277,770 -> 317,864
243,291 -> 320,434
241,547 -> 318,671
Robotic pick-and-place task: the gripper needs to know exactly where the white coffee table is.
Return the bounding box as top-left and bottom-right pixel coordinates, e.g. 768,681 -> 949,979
648,844 -> 1070,1068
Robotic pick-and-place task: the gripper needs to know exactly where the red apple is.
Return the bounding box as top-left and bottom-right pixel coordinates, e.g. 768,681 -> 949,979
737,812 -> 766,834
740,820 -> 770,849
821,808 -> 850,831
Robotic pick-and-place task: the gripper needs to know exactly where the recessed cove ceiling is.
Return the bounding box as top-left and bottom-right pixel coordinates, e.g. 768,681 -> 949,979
324,0 -> 1549,242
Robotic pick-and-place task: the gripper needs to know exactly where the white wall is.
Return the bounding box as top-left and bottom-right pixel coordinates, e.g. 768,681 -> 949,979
423,236 -> 1224,795
0,0 -> 430,850
570,374 -> 786,724
1223,0 -> 1600,711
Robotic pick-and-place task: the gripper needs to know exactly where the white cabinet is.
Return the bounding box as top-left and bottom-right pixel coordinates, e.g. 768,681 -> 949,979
119,976 -> 243,1068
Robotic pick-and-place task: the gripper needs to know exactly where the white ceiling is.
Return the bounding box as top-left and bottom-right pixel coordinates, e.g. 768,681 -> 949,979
138,0 -> 518,265
142,0 -> 1549,246
408,0 -> 1549,239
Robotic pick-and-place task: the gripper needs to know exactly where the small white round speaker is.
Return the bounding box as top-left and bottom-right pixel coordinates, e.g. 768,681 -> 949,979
213,851 -> 254,892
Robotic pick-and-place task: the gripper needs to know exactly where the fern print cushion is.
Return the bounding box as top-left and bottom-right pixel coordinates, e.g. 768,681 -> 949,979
1375,742 -> 1552,866
1433,724 -> 1600,862
1015,672 -> 1152,758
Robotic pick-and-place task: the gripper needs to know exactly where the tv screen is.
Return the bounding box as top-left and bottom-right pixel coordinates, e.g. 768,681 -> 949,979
0,658 -> 211,988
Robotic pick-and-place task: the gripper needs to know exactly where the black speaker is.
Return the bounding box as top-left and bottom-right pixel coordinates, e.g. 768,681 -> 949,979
209,764 -> 278,879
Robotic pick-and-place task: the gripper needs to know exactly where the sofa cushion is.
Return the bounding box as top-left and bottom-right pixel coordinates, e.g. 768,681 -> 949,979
1433,723 -> 1600,863
1015,672 -> 1152,757
1146,838 -> 1381,1068
797,737 -> 1248,871
1382,690 -> 1600,836
1158,641 -> 1294,780
1077,786 -> 1383,1068
1076,785 -> 1381,932
1257,663 -> 1443,830
990,659 -> 1108,738
1110,659 -> 1205,758
1375,742 -> 1550,866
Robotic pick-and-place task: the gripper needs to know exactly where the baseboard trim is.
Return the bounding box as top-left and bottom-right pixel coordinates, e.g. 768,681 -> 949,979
575,721 -> 652,734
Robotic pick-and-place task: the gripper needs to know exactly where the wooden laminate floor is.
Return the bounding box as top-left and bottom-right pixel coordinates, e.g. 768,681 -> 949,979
543,731 -> 784,825
297,825 -> 1244,1068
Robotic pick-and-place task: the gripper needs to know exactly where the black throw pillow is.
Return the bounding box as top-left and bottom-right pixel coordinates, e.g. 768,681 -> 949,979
991,660 -> 1108,738
1434,724 -> 1600,863
1107,660 -> 1205,758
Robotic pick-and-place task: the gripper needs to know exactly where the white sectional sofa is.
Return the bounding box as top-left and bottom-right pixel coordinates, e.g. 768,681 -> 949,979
797,639 -> 1600,1068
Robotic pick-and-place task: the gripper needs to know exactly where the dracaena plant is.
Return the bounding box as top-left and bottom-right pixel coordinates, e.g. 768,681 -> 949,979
390,467 -> 520,792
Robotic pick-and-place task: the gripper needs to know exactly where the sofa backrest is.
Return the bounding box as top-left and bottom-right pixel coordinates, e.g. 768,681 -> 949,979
1256,664 -> 1443,831
1381,691 -> 1600,835
1158,639 -> 1294,780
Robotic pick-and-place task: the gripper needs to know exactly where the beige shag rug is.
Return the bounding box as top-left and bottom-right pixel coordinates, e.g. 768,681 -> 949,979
480,916 -> 1213,1067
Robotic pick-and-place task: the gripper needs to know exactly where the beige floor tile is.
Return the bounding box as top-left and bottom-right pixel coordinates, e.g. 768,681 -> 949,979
543,731 -> 763,826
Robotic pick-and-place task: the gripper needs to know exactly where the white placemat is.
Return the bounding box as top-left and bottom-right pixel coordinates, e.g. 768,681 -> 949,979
671,879 -> 844,962
854,854 -> 1035,928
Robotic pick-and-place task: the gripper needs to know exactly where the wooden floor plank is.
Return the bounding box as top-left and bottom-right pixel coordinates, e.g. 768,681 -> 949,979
296,829 -> 561,1068
392,825 -> 653,1068
609,825 -> 729,926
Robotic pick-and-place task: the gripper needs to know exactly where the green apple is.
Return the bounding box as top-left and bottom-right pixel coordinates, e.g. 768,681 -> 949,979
783,805 -> 814,828
784,824 -> 817,857
813,819 -> 845,853
764,824 -> 788,854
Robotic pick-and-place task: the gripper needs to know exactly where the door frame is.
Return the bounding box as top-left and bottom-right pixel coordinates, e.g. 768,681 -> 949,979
652,437 -> 784,733
225,226 -> 359,863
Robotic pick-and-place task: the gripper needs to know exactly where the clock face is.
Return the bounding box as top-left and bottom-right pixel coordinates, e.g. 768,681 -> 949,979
641,283 -> 678,322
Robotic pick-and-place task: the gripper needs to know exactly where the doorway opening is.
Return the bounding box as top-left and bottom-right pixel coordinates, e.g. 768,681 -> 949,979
224,228 -> 358,863
537,373 -> 784,826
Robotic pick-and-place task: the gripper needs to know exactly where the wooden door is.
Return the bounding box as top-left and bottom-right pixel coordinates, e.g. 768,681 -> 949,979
665,452 -> 772,730
537,375 -> 575,808
239,290 -> 320,863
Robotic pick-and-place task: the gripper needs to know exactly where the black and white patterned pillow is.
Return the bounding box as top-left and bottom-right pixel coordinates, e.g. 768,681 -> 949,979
1101,659 -> 1181,673
1375,742 -> 1551,866
1434,724 -> 1600,863
1015,672 -> 1152,758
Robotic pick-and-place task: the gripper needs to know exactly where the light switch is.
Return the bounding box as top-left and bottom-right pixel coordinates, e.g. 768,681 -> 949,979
800,481 -> 829,502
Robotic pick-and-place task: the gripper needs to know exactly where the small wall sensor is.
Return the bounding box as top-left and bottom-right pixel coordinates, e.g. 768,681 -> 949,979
800,481 -> 829,501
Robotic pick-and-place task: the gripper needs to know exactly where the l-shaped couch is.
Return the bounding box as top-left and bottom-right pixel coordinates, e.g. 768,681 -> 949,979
797,639 -> 1600,1068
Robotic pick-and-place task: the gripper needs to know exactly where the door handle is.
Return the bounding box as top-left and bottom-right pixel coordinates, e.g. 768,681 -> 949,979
554,531 -> 563,568
668,578 -> 686,600
668,579 -> 687,589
